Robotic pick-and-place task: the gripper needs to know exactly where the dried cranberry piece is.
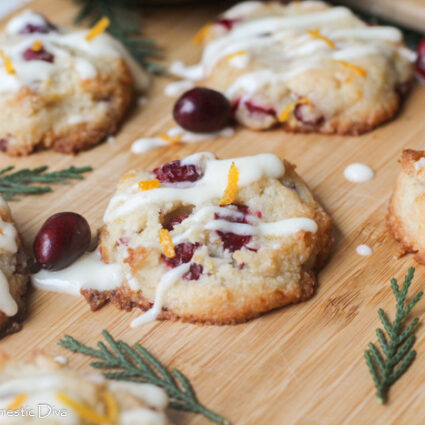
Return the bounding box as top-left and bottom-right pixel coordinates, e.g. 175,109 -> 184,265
215,17 -> 241,31
183,263 -> 203,280
23,46 -> 54,63
162,242 -> 200,268
164,215 -> 188,231
173,88 -> 231,133
20,19 -> 56,35
216,231 -> 251,252
0,138 -> 8,152
243,100 -> 277,117
293,103 -> 323,126
416,37 -> 425,79
153,160 -> 201,184
214,204 -> 253,252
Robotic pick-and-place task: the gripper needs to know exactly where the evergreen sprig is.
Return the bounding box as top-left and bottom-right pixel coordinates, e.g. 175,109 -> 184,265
0,165 -> 92,199
59,330 -> 230,425
74,0 -> 163,72
365,267 -> 423,403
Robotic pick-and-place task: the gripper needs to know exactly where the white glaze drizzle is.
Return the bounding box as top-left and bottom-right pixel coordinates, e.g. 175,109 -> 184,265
414,157 -> 425,171
0,270 -> 18,316
0,371 -> 168,425
0,10 -> 148,94
130,262 -> 191,327
164,79 -> 195,97
356,244 -> 372,256
105,153 -> 285,222
31,250 -> 122,296
131,125 -> 234,154
344,163 -> 375,183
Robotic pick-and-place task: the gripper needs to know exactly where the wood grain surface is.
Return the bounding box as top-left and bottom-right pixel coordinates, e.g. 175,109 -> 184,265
1,1 -> 425,424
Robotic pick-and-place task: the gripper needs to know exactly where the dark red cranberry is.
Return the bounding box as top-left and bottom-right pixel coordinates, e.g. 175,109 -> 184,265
164,215 -> 188,231
214,204 -> 253,252
20,20 -> 56,35
153,160 -> 201,184
33,212 -> 91,271
0,138 -> 8,152
294,103 -> 323,126
173,88 -> 231,133
214,17 -> 241,31
23,47 -> 54,63
416,37 -> 425,79
162,242 -> 200,268
243,100 -> 276,117
183,263 -> 203,280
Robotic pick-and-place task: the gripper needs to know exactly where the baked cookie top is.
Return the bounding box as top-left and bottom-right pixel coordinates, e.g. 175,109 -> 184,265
0,10 -> 148,155
99,152 -> 332,325
171,1 -> 415,134
0,353 -> 170,424
0,196 -> 28,337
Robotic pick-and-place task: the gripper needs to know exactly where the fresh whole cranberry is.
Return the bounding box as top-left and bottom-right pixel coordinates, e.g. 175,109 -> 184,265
33,212 -> 91,271
162,242 -> 200,268
416,37 -> 425,79
23,46 -> 54,63
173,88 -> 231,133
153,160 -> 201,183
183,263 -> 203,280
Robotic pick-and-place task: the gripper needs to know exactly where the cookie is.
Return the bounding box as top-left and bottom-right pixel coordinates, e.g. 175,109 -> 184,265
97,152 -> 332,326
0,352 -> 171,425
0,197 -> 28,337
171,1 -> 415,134
0,10 -> 148,156
387,149 -> 425,264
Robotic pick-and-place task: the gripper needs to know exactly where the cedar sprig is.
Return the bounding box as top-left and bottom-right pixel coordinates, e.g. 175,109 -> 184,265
74,0 -> 163,72
365,267 -> 423,403
59,330 -> 231,425
0,165 -> 92,199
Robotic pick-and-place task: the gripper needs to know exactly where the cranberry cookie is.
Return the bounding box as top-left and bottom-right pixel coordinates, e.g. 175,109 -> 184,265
0,353 -> 171,425
0,10 -> 148,155
387,149 -> 425,264
0,197 -> 28,337
171,1 -> 415,134
98,152 -> 332,326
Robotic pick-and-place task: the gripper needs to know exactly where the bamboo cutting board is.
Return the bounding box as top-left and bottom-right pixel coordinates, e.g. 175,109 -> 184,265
2,1 -> 425,424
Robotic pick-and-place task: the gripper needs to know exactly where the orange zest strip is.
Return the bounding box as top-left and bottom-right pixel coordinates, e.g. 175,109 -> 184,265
138,179 -> 160,191
0,50 -> 15,74
159,229 -> 176,258
308,29 -> 335,49
193,23 -> 211,45
226,50 -> 246,61
219,162 -> 239,206
160,134 -> 182,144
32,40 -> 43,52
7,394 -> 27,410
278,98 -> 312,123
102,391 -> 118,424
57,392 -> 115,424
86,17 -> 110,41
333,60 -> 367,77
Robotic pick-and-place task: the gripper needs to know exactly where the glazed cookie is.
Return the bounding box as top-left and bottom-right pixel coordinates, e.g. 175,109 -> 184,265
97,152 -> 332,326
0,353 -> 171,425
387,149 -> 425,264
0,10 -> 148,155
171,1 -> 415,134
0,197 -> 28,337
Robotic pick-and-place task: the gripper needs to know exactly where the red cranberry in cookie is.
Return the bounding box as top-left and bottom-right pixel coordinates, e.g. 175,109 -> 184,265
153,160 -> 201,183
416,37 -> 425,79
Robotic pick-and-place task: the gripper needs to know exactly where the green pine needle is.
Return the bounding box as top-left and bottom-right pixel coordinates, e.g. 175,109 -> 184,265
365,267 -> 423,403
59,330 -> 231,425
74,0 -> 163,73
0,165 -> 92,200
